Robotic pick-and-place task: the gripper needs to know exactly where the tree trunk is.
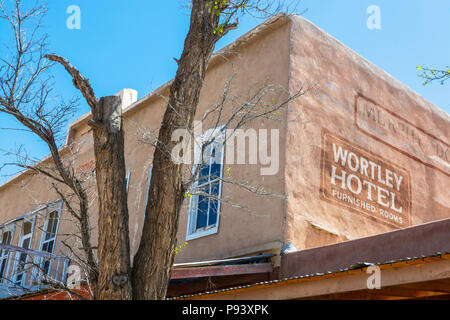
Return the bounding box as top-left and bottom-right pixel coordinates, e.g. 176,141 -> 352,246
92,96 -> 132,300
77,190 -> 99,294
132,0 -> 221,300
44,54 -> 132,299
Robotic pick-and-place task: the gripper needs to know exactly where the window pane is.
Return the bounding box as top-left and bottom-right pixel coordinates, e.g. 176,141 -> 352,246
0,259 -> 7,279
50,211 -> 58,232
42,240 -> 54,253
15,273 -> 23,284
45,224 -> 53,241
196,195 -> 209,229
210,146 -> 217,160
210,145 -> 222,167
208,200 -> 218,226
208,182 -> 220,226
191,135 -> 224,235
23,221 -> 32,235
47,240 -> 54,253
210,144 -> 222,179
199,163 -> 210,184
22,238 -> 30,250
45,211 -> 58,241
201,143 -> 211,165
18,252 -> 27,270
43,259 -> 50,275
210,162 -> 222,180
1,231 -> 11,245
210,181 -> 220,196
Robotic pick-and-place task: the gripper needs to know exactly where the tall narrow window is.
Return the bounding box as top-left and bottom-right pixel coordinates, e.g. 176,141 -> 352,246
41,211 -> 58,253
186,128 -> 224,240
39,207 -> 61,275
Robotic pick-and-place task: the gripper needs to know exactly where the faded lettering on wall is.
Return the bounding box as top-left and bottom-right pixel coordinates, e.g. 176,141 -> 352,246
320,130 -> 411,228
355,94 -> 449,177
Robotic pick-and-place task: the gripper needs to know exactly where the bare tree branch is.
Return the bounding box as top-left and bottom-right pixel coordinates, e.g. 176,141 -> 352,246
44,54 -> 99,110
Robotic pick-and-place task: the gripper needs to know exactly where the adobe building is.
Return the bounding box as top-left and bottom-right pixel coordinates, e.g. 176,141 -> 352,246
0,14 -> 449,300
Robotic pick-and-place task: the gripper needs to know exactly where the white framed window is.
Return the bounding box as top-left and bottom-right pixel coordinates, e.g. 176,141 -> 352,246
13,215 -> 36,286
186,127 -> 225,240
38,202 -> 62,275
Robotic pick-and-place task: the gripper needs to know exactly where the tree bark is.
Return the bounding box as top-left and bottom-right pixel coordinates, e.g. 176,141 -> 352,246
45,54 -> 132,299
92,96 -> 132,300
132,0 -> 221,299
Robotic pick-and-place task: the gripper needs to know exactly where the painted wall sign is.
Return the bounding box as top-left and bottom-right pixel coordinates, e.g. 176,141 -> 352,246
355,93 -> 449,177
320,129 -> 411,228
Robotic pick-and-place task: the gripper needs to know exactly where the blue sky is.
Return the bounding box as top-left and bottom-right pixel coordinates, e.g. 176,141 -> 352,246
0,0 -> 449,183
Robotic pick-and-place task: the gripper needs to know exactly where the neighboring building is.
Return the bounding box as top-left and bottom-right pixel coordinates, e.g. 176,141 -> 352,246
0,14 -> 449,300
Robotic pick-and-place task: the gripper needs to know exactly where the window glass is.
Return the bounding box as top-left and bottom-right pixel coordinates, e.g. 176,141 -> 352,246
23,221 -> 32,236
208,182 -> 220,226
0,259 -> 7,279
44,211 -> 58,241
189,131 -> 224,238
41,210 -> 59,253
39,208 -> 60,276
0,230 -> 12,279
1,231 -> 11,245
196,195 -> 209,229
21,237 -> 30,250
42,239 -> 54,253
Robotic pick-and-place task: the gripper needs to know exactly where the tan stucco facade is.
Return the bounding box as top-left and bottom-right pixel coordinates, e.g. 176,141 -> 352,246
0,15 -> 448,270
284,16 -> 449,251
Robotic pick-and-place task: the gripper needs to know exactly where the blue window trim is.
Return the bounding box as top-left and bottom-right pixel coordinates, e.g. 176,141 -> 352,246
38,201 -> 62,253
186,127 -> 225,241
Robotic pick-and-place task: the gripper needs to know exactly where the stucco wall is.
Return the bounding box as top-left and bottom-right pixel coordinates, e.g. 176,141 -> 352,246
110,17 -> 292,262
173,18 -> 290,262
284,16 -> 450,251
122,19 -> 292,262
2,14 -> 447,269
0,17 -> 292,265
0,136 -> 98,260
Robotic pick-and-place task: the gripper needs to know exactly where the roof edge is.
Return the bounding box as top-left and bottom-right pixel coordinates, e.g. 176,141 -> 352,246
0,14 -> 292,191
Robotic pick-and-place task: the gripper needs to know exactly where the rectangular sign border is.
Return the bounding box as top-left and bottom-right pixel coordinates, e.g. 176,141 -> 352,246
320,128 -> 412,229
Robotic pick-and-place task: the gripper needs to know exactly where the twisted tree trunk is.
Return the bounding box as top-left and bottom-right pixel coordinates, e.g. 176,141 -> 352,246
46,54 -> 132,300
131,0 -> 223,300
